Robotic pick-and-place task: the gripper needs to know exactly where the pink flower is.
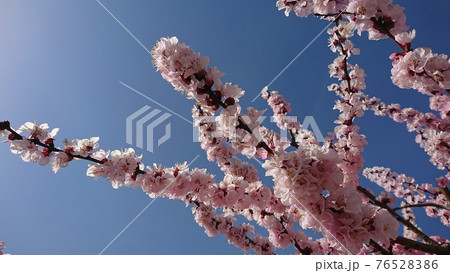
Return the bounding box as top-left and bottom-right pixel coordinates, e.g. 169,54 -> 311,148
74,137 -> 99,157
51,152 -> 70,173
394,29 -> 416,49
391,47 -> 450,96
151,36 -> 209,95
373,209 -> 399,245
328,187 -> 363,214
347,0 -> 377,19
220,83 -> 244,100
276,0 -> 313,17
437,176 -> 449,188
378,192 -> 397,207
17,122 -> 59,141
251,234 -> 275,254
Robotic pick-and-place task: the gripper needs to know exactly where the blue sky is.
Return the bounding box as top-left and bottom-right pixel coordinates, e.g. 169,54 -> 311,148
0,0 -> 449,254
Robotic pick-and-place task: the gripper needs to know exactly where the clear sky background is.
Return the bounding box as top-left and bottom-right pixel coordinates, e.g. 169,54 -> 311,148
0,0 -> 449,254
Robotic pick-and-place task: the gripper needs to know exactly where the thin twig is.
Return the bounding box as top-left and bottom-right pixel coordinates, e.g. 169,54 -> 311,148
288,129 -> 299,148
393,203 -> 450,212
369,17 -> 406,52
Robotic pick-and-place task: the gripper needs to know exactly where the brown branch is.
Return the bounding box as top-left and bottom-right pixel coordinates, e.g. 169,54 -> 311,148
393,203 -> 450,212
334,21 -> 353,94
359,186 -> 450,254
315,11 -> 407,52
278,215 -> 311,255
440,186 -> 450,203
236,118 -> 274,156
356,186 -> 438,246
395,236 -> 450,255
1,120 -> 149,177
369,17 -> 407,52
1,120 -> 105,165
288,129 -> 299,148
313,12 -> 355,18
202,88 -> 274,156
190,199 -> 275,255
369,239 -> 391,255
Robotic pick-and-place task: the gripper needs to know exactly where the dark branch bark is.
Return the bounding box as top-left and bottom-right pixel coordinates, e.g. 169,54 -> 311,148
440,186 -> 450,203
395,236 -> 450,255
369,239 -> 391,255
393,203 -> 450,212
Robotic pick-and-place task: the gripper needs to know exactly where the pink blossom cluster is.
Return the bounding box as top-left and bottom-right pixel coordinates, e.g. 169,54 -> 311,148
152,36 -> 405,254
2,0 -> 450,255
327,21 -> 360,58
326,22 -> 369,192
261,87 -> 321,148
400,205 -> 419,240
88,154 -> 284,253
291,0 -> 448,254
277,0 -> 408,40
4,120 -> 328,253
152,37 -> 278,163
276,0 -> 347,18
8,122 -> 59,166
152,37 -> 243,111
4,121 -> 103,173
349,0 -> 408,40
363,167 -> 450,227
1,121 -> 280,253
0,241 -> 5,255
263,143 -> 399,253
320,8 -> 448,250
152,37 -> 331,254
87,148 -> 142,189
390,47 -> 450,102
193,202 -> 277,254
151,37 -> 211,97
262,88 -> 295,129
262,41 -> 398,250
362,98 -> 450,170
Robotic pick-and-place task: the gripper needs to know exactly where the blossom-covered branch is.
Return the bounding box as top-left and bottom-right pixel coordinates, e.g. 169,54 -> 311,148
1,0 -> 449,255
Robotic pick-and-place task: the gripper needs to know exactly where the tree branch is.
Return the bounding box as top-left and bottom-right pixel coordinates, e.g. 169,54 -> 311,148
369,17 -> 407,52
393,203 -> 450,212
395,236 -> 450,255
440,186 -> 450,203
357,186 -> 438,246
288,129 -> 299,148
1,120 -> 105,165
369,239 -> 391,255
202,87 -> 275,156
